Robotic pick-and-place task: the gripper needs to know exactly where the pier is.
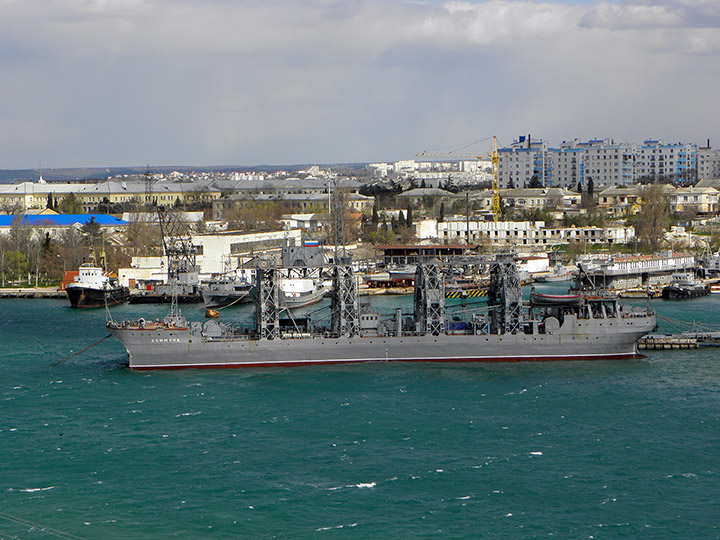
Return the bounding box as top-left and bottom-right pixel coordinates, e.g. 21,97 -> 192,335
0,288 -> 66,299
638,335 -> 698,350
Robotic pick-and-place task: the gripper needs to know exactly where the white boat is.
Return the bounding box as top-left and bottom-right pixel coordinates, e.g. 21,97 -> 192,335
199,273 -> 253,308
279,277 -> 327,309
536,264 -> 572,283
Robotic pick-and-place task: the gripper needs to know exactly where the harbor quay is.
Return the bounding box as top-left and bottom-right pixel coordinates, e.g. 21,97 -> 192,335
0,287 -> 66,299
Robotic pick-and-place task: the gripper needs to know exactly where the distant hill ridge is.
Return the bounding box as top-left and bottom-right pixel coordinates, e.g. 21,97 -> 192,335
0,163 -> 368,183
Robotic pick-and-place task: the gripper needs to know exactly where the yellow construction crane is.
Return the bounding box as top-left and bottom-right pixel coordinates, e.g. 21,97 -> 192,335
490,136 -> 500,222
416,136 -> 501,221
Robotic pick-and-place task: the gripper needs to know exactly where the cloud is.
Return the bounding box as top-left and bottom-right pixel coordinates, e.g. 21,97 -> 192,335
0,0 -> 717,169
581,0 -> 720,30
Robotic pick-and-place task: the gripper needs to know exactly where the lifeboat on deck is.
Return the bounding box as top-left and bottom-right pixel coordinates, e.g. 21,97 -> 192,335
530,291 -> 584,306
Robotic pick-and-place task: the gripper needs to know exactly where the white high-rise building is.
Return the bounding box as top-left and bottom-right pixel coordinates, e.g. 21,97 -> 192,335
583,139 -> 636,188
499,136 -> 699,188
697,142 -> 720,180
635,140 -> 696,183
498,135 -> 549,188
548,140 -> 586,189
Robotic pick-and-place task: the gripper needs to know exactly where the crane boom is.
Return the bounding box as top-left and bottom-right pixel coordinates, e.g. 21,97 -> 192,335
491,136 -> 500,222
415,150 -> 485,160
416,136 -> 502,222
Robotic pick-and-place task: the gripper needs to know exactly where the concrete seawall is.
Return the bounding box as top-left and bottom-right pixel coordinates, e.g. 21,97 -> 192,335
0,288 -> 67,299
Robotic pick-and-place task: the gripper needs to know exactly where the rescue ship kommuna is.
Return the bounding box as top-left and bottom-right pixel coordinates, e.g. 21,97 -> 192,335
107,258 -> 656,370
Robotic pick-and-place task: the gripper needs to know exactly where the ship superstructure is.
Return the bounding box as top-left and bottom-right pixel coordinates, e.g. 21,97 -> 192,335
108,258 -> 656,370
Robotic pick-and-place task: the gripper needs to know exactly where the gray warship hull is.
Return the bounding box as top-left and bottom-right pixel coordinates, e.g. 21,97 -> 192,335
108,315 -> 653,370
108,261 -> 656,370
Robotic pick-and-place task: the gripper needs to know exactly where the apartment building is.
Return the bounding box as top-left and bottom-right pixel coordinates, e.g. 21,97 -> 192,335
547,142 -> 585,189
635,140 -> 696,183
497,135 -> 549,188
698,144 -> 720,179
582,139 -> 636,187
497,136 -> 699,189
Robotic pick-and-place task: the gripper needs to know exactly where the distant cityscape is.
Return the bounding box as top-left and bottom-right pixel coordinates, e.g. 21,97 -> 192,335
2,134 -> 719,190
2,133 -> 720,290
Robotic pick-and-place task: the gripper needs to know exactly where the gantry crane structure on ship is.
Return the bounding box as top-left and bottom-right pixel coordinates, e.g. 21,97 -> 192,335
416,136 -> 501,222
156,206 -> 199,313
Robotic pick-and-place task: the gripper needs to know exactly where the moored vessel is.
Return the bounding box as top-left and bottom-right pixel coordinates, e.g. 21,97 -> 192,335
199,273 -> 254,308
67,264 -> 130,308
107,258 -> 656,370
279,276 -> 327,309
536,264 -> 573,283
661,273 -> 710,299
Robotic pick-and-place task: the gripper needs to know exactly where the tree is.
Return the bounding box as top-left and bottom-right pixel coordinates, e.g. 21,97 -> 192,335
636,184 -> 670,252
46,192 -> 54,210
5,250 -> 28,282
57,226 -> 86,272
81,217 -> 102,249
125,214 -> 162,258
439,201 -> 445,222
0,235 -> 8,286
58,193 -> 82,214
406,204 -> 413,228
528,175 -> 543,189
225,201 -> 281,231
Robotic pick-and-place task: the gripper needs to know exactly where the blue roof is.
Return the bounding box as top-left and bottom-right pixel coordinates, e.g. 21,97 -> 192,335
0,214 -> 128,227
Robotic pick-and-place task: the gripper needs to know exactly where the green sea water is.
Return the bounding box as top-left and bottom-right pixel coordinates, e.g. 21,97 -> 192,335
1,288 -> 720,539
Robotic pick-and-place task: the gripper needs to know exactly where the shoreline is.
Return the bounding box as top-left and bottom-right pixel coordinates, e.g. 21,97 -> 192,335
0,287 -> 66,299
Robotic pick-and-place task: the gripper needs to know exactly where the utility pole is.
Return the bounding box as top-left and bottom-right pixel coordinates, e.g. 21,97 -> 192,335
466,191 -> 470,245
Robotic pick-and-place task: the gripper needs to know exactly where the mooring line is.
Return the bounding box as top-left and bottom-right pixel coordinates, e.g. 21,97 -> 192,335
0,512 -> 87,540
51,335 -> 112,367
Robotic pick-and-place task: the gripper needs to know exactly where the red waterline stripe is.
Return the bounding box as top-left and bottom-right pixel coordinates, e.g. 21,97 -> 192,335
130,352 -> 641,370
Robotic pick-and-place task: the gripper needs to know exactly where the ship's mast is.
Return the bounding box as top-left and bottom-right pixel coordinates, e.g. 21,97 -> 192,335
331,179 -> 347,264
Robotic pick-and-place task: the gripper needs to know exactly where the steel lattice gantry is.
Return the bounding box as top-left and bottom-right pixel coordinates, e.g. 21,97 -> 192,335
331,265 -> 359,338
414,264 -> 445,336
488,262 -> 524,334
255,262 -> 280,340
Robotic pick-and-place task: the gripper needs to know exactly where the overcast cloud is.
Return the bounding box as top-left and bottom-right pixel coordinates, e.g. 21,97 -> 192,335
0,0 -> 717,169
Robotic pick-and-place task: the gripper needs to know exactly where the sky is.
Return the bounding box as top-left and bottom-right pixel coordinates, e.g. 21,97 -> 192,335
0,0 -> 718,169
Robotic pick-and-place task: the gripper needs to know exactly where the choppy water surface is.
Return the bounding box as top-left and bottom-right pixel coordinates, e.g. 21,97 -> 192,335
1,289 -> 719,539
